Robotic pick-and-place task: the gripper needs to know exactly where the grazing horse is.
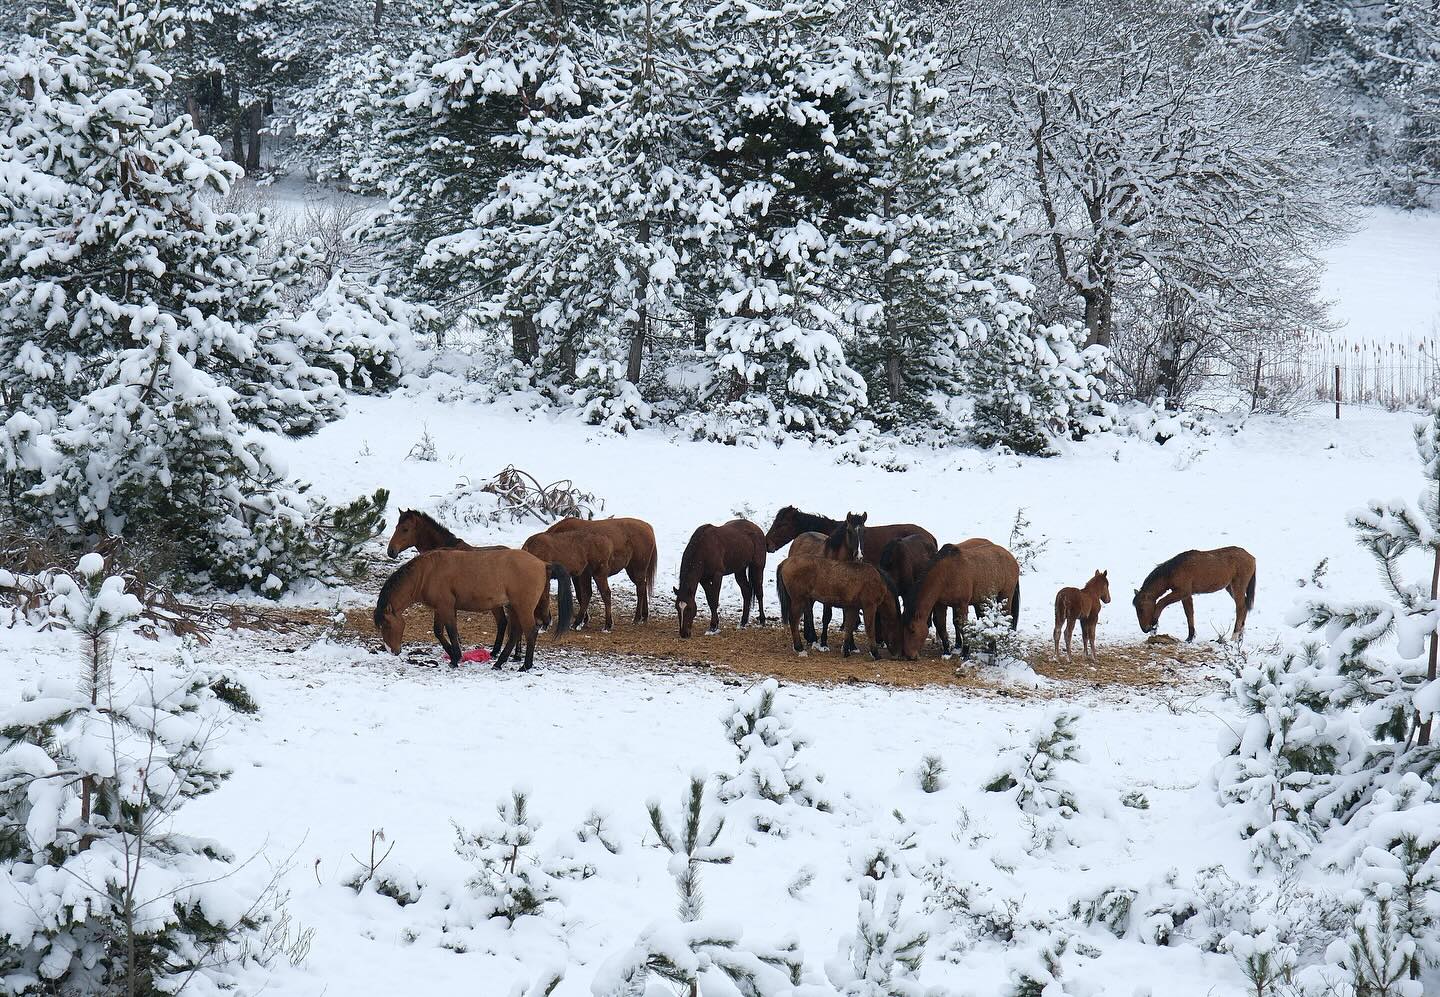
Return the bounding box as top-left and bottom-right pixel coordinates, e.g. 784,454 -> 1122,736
373,548 -> 573,670
764,506 -> 935,564
384,509 -> 513,656
674,520 -> 767,638
1133,547 -> 1256,643
899,540 -> 1020,660
523,529 -> 615,631
1053,570 -> 1111,662
776,555 -> 901,660
877,534 -> 940,645
547,517 -> 658,624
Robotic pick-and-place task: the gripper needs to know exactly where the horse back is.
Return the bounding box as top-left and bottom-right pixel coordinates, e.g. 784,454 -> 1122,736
862,524 -> 937,564
1176,547 -> 1257,594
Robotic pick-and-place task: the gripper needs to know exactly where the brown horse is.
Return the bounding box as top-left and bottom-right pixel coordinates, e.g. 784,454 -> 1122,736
547,517 -> 658,624
674,520 -> 767,638
373,548 -> 574,670
781,517 -> 864,650
385,509 -> 513,656
1133,547 -> 1256,643
776,555 -> 901,660
764,506 -> 934,563
877,533 -> 940,645
1054,570 -> 1111,662
523,529 -> 615,631
899,540 -> 1021,660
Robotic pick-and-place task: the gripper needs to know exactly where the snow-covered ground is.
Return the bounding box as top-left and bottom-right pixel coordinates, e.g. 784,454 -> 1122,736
8,389 -> 1440,994
1322,205 -> 1440,344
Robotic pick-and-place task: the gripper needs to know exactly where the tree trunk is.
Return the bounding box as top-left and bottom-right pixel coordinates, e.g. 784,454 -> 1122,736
886,351 -> 902,406
1421,544 -> 1439,746
692,311 -> 706,350
627,221 -> 650,386
244,102 -> 263,173
1082,287 -> 1112,349
229,79 -> 244,164
511,315 -> 537,360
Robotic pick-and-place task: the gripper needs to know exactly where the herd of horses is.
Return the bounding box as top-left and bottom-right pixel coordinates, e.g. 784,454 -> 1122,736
372,506 -> 1258,672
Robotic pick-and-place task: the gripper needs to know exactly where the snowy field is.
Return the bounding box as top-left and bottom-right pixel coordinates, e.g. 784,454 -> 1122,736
1321,205 -> 1440,345
7,392 -> 1440,995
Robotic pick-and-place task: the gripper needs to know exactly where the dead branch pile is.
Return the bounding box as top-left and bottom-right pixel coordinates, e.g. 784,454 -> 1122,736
479,465 -> 601,523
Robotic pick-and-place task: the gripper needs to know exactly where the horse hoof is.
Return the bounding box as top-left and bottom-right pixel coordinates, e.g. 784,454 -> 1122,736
705,628 -> 719,636
797,649 -> 808,657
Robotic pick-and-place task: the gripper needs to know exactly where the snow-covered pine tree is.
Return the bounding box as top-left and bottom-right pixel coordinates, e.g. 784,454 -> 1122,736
0,0 -> 407,593
962,304 -> 1108,455
452,787 -> 591,925
984,705 -> 1086,819
453,0 -> 726,426
361,0 -> 604,356
716,679 -> 828,828
0,555 -> 264,994
593,772 -> 804,997
826,845 -> 932,997
700,0 -> 868,439
842,6 -> 1004,433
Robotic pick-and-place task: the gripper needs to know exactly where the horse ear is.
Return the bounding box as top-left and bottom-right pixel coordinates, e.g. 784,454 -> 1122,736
672,586 -> 680,597
1101,570 -> 1108,578
860,512 -> 868,523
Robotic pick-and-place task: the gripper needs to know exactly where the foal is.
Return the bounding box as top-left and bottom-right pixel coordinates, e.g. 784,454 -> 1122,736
1053,570 -> 1110,663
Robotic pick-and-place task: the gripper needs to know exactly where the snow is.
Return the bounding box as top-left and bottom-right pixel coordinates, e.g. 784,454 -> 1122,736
1321,206 -> 1440,345
11,386 -> 1440,993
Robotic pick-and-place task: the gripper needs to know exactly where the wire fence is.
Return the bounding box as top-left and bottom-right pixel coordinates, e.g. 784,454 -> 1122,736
1253,336 -> 1440,411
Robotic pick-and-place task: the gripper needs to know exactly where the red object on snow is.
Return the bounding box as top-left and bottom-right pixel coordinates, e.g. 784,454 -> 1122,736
460,647 -> 492,664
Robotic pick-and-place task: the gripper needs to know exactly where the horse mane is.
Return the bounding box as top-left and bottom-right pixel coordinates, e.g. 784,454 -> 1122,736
877,537 -> 903,572
677,525 -> 710,591
823,520 -> 851,556
871,564 -> 903,624
1140,552 -> 1192,595
786,506 -> 840,536
374,556 -> 422,628
403,509 -> 464,548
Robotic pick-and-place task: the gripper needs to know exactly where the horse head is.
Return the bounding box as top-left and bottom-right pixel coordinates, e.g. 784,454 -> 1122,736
765,506 -> 800,553
674,585 -> 698,639
386,509 -> 419,559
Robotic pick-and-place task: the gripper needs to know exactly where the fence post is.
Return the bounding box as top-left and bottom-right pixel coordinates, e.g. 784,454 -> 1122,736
1335,365 -> 1341,420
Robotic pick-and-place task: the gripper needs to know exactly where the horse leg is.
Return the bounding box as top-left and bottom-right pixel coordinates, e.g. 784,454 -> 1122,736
489,610 -> 508,658
749,562 -> 766,625
1064,617 -> 1076,662
864,603 -> 880,660
1231,582 -> 1248,643
702,577 -> 722,635
574,573 -> 594,630
736,571 -> 753,629
1182,595 -> 1196,642
790,608 -> 806,656
820,604 -> 833,651
433,617 -> 452,659
444,616 -> 462,668
627,564 -> 647,624
803,604 -> 818,647
495,607 -> 521,667
590,572 -> 612,632
1085,613 -> 1098,661
840,607 -> 859,659
1052,611 -> 1063,661
936,607 -> 951,658
956,604 -> 971,660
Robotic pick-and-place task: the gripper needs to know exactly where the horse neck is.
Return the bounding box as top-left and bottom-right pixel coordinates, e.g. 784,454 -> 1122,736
795,510 -> 840,536
676,541 -> 705,598
384,561 -> 425,616
909,562 -> 944,624
416,518 -> 463,551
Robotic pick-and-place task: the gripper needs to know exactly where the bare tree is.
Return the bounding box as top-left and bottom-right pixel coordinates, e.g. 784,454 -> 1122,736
936,0 -> 1351,404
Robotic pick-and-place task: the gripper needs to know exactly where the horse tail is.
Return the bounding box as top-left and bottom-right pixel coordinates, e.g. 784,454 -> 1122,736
1053,588 -> 1064,623
548,563 -> 574,635
777,564 -> 792,626
647,542 -> 658,598
1246,570 -> 1256,611
1010,580 -> 1021,631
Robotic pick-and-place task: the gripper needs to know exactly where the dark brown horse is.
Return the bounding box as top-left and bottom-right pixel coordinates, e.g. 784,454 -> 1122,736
776,555 -> 901,660
385,509 -> 513,656
899,540 -> 1020,660
674,520 -> 767,638
547,517 -> 658,624
877,533 -> 940,645
523,529 -> 615,630
373,548 -> 573,670
1054,570 -> 1111,662
764,506 -> 935,563
1133,547 -> 1256,643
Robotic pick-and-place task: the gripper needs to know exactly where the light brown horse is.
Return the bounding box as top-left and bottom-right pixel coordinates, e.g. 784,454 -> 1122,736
373,548 -> 573,670
899,540 -> 1020,660
385,509 -> 514,656
546,516 -> 658,624
1053,570 -> 1111,662
674,519 -> 767,638
1133,547 -> 1256,643
776,555 -> 901,660
523,529 -> 615,631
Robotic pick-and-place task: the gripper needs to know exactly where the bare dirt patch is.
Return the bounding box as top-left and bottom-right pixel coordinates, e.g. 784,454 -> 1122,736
330,594 -> 1217,698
